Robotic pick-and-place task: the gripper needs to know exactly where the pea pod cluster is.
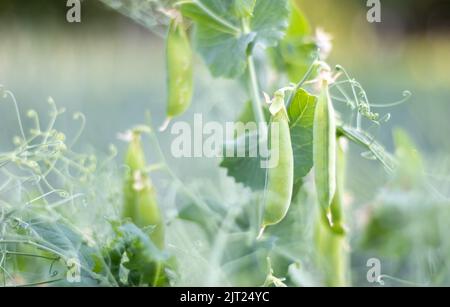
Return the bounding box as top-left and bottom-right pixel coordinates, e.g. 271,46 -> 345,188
123,130 -> 164,249
261,90 -> 294,231
161,17 -> 193,130
313,80 -> 337,218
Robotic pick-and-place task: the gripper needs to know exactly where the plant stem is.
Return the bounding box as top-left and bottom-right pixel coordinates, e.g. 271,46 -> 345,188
246,56 -> 265,124
152,261 -> 163,287
286,54 -> 319,108
314,137 -> 350,287
241,16 -> 267,135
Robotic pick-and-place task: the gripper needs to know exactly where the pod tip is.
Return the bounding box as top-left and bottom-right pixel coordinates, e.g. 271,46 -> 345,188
257,226 -> 266,240
326,209 -> 334,227
159,117 -> 172,132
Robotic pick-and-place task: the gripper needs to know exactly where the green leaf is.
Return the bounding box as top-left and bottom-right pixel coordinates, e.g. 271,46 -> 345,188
250,0 -> 289,47
195,29 -> 256,78
219,100 -> 267,190
220,130 -> 266,190
269,0 -> 317,82
288,88 -> 317,182
233,0 -> 256,18
105,222 -> 172,286
285,0 -> 311,37
181,0 -> 289,78
181,1 -> 239,34
221,88 -> 316,190
282,42 -> 317,83
100,0 -> 175,35
22,219 -> 104,285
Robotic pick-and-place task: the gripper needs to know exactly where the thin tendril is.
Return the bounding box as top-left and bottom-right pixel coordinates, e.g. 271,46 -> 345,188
335,65 -> 362,129
3,90 -> 26,141
42,97 -> 59,144
70,112 -> 86,148
370,90 -> 412,108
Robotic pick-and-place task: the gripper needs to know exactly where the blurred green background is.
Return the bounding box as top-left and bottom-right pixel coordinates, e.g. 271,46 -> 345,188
0,0 -> 449,286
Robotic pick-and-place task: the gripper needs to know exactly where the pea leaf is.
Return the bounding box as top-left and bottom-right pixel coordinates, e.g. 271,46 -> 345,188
19,219 -> 104,285
233,0 -> 257,18
181,0 -> 289,78
220,125 -> 266,190
194,29 -> 256,78
269,0 -> 317,82
288,88 -> 317,182
105,222 -> 172,286
220,88 -> 316,190
250,0 -> 289,47
181,1 -> 239,34
285,0 -> 311,37
100,0 -> 175,35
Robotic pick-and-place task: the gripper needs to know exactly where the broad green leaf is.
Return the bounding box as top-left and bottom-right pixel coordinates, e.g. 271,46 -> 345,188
181,0 -> 289,78
282,42 -> 317,83
288,88 -> 317,182
221,88 -> 316,190
285,0 -> 311,37
100,0 -> 175,35
269,0 -> 316,82
250,0 -> 289,47
181,1 -> 239,35
220,130 -> 266,190
219,100 -> 267,190
19,219 -> 104,285
194,29 -> 256,78
233,0 -> 256,18
105,222 -> 172,286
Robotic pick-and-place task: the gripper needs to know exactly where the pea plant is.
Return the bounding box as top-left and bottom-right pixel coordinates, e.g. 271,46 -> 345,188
0,0 -> 411,287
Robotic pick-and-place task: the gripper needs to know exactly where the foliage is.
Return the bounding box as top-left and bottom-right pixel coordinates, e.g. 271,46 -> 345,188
0,0 -> 419,287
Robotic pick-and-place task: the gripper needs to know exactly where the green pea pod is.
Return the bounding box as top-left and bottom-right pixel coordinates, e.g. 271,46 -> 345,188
313,80 -> 336,216
123,131 -> 146,220
314,215 -> 349,286
261,91 -> 294,230
123,130 -> 164,249
161,18 -> 193,130
314,138 -> 349,286
328,137 -> 347,235
136,176 -> 165,249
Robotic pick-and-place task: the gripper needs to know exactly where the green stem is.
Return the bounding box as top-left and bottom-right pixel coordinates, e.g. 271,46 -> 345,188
314,137 -> 350,287
152,261 -> 163,287
286,54 -> 319,108
246,54 -> 269,148
246,55 -> 266,126
241,17 -> 266,134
